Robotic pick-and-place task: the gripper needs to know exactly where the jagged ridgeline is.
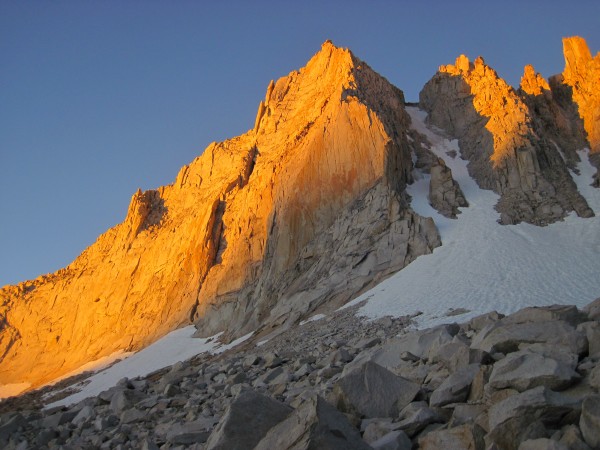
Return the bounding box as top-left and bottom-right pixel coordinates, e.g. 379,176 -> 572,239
1,37 -> 598,394
420,36 -> 599,224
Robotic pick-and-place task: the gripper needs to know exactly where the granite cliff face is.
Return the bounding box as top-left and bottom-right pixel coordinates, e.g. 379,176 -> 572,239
192,42 -> 440,339
0,42 -> 440,390
420,37 -> 598,224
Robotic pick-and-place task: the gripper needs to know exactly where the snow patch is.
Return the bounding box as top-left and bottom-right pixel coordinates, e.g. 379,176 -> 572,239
573,149 -> 600,213
46,326 -> 253,408
300,314 -> 326,325
348,108 -> 600,329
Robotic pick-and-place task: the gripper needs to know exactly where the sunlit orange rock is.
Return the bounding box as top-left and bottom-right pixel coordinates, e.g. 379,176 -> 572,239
521,64 -> 587,170
520,64 -> 550,97
561,36 -> 600,184
0,41 -> 440,392
434,54 -> 533,168
420,47 -> 593,225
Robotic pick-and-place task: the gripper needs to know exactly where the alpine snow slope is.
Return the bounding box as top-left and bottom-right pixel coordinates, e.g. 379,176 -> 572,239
350,106 -> 600,327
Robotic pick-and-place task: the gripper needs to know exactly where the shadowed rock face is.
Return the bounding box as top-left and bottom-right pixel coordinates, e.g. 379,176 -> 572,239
0,41 -> 440,390
419,41 -> 596,225
520,64 -> 587,170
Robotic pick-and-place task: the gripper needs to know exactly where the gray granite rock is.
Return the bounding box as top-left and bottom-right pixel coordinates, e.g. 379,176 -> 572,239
487,386 -> 576,450
371,324 -> 459,369
471,320 -> 587,356
580,395 -> 600,449
371,430 -> 412,450
558,424 -> 593,450
518,438 -> 569,450
488,349 -> 580,392
71,405 -> 95,427
429,157 -> 468,218
333,361 -> 420,418
0,413 -> 27,445
582,297 -> 600,321
467,311 -> 505,332
578,321 -> 600,357
205,391 -> 293,450
396,402 -> 443,437
254,394 -> 371,450
430,363 -> 480,407
418,423 -> 486,450
502,305 -> 587,327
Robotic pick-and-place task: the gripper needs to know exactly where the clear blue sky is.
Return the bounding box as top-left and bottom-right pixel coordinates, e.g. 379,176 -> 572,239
1,1 -> 599,287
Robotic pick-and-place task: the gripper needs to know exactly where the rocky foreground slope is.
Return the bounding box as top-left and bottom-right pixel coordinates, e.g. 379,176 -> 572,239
1,37 -> 599,395
2,298 -> 600,450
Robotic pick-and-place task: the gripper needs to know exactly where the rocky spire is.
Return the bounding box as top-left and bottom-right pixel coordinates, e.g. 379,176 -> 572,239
420,49 -> 593,224
520,64 -> 550,96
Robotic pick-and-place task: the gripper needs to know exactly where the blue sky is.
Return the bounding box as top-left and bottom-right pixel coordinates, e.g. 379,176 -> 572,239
1,1 -> 599,287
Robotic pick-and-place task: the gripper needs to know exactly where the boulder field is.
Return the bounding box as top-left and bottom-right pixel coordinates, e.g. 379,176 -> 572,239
2,298 -> 600,449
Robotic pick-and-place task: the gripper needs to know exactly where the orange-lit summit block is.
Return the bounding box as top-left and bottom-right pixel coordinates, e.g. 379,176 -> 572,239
420,39 -> 595,225
0,41 -> 440,391
437,54 -> 533,168
562,37 -> 600,156
520,64 -> 550,97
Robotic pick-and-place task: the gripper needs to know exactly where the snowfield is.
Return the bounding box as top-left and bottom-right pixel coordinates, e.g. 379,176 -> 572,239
348,107 -> 600,328
45,328 -> 253,408
8,107 -> 599,406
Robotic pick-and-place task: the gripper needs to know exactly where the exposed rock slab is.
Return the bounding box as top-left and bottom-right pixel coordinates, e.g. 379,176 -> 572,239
418,423 -> 485,450
487,386 -> 576,450
205,391 -> 292,450
471,319 -> 587,356
371,323 -> 459,368
502,304 -> 587,327
333,361 -> 420,418
429,363 -> 480,407
371,430 -> 412,450
488,349 -> 580,392
579,395 -> 600,449
519,438 -> 570,450
254,395 -> 371,450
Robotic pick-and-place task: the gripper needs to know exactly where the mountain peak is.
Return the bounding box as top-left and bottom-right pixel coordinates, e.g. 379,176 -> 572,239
253,40 -> 355,136
420,45 -> 594,225
439,54 -> 488,76
253,39 -> 406,153
520,64 -> 550,96
563,36 -> 593,80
